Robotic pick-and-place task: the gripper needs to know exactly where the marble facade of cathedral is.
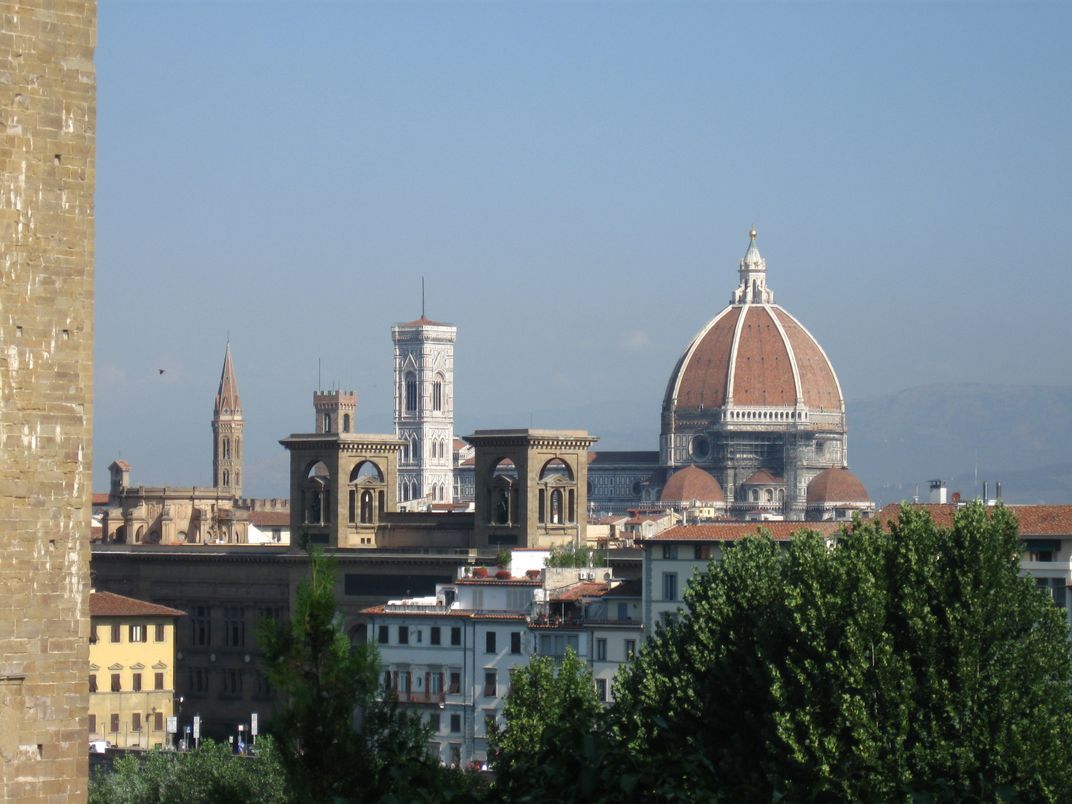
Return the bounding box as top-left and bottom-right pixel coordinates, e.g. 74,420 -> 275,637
589,230 -> 873,522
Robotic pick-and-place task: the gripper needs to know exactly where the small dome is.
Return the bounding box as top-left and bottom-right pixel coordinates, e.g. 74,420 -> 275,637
660,465 -> 725,504
743,469 -> 783,486
806,468 -> 870,504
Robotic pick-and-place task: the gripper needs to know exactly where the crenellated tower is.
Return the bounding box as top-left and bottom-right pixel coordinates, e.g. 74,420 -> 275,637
212,342 -> 244,497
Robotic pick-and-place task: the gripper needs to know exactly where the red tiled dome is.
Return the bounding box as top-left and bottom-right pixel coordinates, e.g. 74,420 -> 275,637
806,468 -> 870,504
660,465 -> 725,504
664,304 -> 843,413
742,469 -> 782,485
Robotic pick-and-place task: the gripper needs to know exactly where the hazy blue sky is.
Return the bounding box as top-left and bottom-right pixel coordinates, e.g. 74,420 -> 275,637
95,1 -> 1072,498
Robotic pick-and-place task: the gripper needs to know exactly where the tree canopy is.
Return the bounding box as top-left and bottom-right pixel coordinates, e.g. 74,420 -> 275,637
609,503 -> 1072,801
258,547 -> 476,802
489,648 -> 605,802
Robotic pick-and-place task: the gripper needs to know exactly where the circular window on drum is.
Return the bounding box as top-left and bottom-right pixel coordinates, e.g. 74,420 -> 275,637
690,435 -> 711,459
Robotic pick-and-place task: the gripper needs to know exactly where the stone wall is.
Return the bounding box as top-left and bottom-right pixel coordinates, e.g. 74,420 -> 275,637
0,1 -> 96,800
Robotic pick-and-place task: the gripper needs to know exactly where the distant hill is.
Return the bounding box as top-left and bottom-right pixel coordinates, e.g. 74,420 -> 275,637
849,383 -> 1072,506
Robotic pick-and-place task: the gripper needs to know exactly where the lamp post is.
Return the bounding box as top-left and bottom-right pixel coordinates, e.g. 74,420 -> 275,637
174,695 -> 184,751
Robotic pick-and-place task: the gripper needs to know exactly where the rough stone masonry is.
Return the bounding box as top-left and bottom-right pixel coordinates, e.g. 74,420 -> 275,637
0,1 -> 96,800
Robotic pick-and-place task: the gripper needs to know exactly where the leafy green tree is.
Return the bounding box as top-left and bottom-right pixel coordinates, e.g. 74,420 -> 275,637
489,648 -> 605,801
611,504 -> 1072,801
88,737 -> 287,804
544,543 -> 607,568
259,547 -> 479,802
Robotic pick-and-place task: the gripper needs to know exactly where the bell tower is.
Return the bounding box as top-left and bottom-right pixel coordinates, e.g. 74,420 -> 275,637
212,341 -> 244,498
392,313 -> 457,505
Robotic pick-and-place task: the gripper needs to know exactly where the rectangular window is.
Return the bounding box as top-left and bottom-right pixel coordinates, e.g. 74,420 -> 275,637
110,673 -> 121,692
596,638 -> 607,662
449,671 -> 461,695
430,672 -> 443,694
694,544 -> 711,561
88,714 -> 96,734
132,672 -> 142,692
483,671 -> 497,698
450,713 -> 461,733
89,674 -> 97,693
225,607 -> 244,648
625,639 -> 636,659
451,626 -> 461,646
485,631 -> 496,653
661,544 -> 676,560
129,624 -> 146,643
255,672 -> 272,699
224,669 -> 242,697
154,712 -> 164,732
617,602 -> 629,620
111,623 -> 121,642
192,606 -> 211,647
132,712 -> 142,732
431,626 -> 441,645
155,623 -> 165,642
378,625 -> 389,644
662,572 -> 678,602
596,678 -> 607,702
154,672 -> 164,691
110,714 -> 119,734
191,667 -> 209,693
429,713 -> 440,733
510,631 -> 522,655
398,625 -> 409,645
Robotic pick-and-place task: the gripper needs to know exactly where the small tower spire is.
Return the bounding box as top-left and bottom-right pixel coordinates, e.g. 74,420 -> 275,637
212,341 -> 244,498
732,225 -> 774,305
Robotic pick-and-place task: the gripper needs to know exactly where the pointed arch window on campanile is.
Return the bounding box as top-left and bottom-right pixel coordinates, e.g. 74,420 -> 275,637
222,439 -> 230,460
405,373 -> 418,413
433,376 -> 443,412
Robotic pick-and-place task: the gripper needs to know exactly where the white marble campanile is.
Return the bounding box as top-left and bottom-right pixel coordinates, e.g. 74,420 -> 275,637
392,313 -> 457,505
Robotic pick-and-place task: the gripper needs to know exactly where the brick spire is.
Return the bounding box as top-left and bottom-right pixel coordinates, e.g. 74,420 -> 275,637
214,341 -> 241,416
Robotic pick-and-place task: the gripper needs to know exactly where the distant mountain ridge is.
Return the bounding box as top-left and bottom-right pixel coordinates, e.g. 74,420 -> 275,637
849,383 -> 1072,506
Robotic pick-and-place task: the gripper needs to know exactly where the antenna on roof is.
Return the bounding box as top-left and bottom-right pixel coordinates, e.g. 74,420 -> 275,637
318,357 -> 322,392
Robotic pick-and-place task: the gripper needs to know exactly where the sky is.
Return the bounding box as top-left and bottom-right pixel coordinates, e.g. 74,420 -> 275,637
94,1 -> 1072,498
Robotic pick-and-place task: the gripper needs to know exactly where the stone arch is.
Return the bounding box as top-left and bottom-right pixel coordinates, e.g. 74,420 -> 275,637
539,457 -> 574,482
302,461 -> 331,526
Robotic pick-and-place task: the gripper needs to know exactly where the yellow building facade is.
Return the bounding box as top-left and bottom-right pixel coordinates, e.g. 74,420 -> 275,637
89,592 -> 185,749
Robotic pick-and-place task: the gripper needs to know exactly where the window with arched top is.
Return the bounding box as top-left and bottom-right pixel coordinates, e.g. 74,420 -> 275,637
765,489 -> 773,503
222,439 -> 230,459
235,471 -> 240,487
751,488 -> 759,503
360,490 -> 374,524
342,414 -> 350,433
550,489 -> 563,524
223,470 -> 230,486
433,378 -> 443,412
539,458 -> 573,482
405,373 -> 418,413
236,437 -> 240,458
323,413 -> 332,433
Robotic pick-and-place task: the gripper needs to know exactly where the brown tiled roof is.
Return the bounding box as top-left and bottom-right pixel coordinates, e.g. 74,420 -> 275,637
602,578 -> 643,598
666,304 -> 843,413
455,577 -> 541,586
652,521 -> 842,542
807,468 -> 869,504
92,492 -> 110,506
90,591 -> 185,618
249,511 -> 290,527
660,465 -> 724,503
551,582 -> 609,602
743,468 -> 782,485
396,315 -> 451,328
771,308 -> 842,411
875,503 -> 1072,536
109,459 -> 131,470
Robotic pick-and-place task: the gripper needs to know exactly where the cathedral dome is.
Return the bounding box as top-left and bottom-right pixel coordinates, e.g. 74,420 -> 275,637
806,468 -> 869,504
662,230 -> 843,416
660,465 -> 725,504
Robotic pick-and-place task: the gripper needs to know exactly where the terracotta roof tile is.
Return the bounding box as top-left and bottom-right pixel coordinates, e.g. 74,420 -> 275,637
90,591 -> 186,618
807,468 -> 869,504
602,578 -> 643,598
652,521 -> 842,542
249,511 -> 290,527
550,582 -> 609,602
875,503 -> 1072,536
660,465 -> 725,503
